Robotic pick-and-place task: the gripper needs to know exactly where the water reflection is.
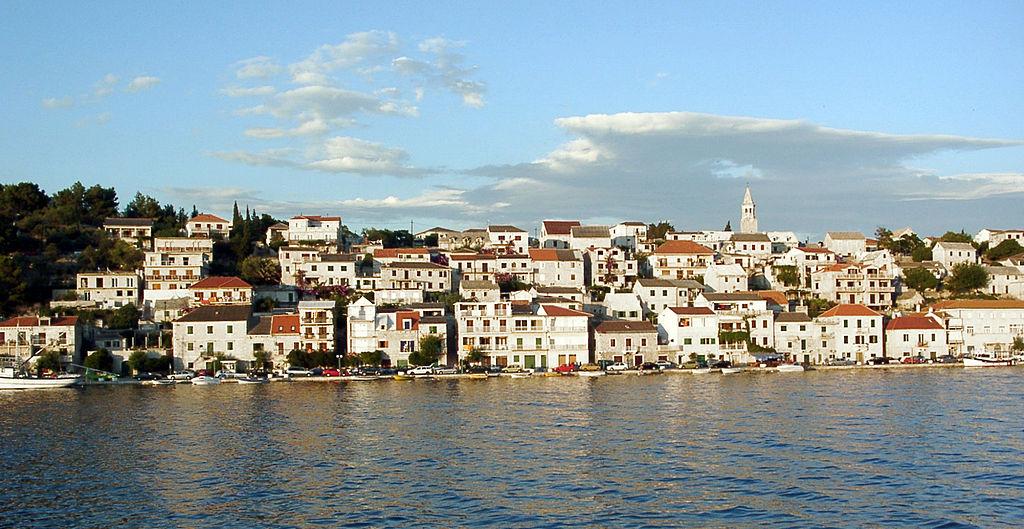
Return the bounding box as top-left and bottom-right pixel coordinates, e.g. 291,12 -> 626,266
1,370 -> 1022,528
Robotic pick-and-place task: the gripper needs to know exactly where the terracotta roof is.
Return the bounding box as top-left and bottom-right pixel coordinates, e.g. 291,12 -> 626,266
535,286 -> 582,294
540,305 -> 591,317
702,292 -> 763,302
175,305 -> 252,322
668,307 -> 715,316
595,320 -> 657,333
930,299 -> 1024,310
542,220 -> 581,235
189,213 -> 229,223
0,316 -> 79,327
528,249 -> 579,262
747,290 -> 787,306
794,247 -> 834,254
460,280 -> 499,290
104,217 -> 154,227
654,240 -> 714,255
826,231 -> 865,240
382,261 -> 448,269
886,316 -> 943,331
819,304 -> 882,318
190,276 -> 252,289
375,247 -> 430,258
270,314 -> 300,335
730,233 -> 771,242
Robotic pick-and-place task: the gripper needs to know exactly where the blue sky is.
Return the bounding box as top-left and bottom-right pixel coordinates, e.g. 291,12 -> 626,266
2,1 -> 1022,238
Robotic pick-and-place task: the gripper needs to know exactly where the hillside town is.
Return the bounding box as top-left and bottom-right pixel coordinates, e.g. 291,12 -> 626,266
3,183 -> 1024,377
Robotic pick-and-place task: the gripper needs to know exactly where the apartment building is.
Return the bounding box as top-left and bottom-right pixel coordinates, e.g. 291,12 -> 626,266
76,271 -> 141,309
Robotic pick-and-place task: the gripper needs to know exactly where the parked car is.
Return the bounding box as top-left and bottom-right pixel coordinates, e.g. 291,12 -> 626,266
378,368 -> 397,376
710,360 -> 732,369
553,364 -> 577,374
134,372 -> 163,381
408,365 -> 434,375
321,368 -> 342,377
466,365 -> 489,374
866,357 -> 891,365
167,371 -> 194,381
286,366 -> 312,377
487,365 -> 504,374
501,364 -> 524,373
825,359 -> 856,366
902,355 -> 926,364
639,362 -> 659,371
606,362 -> 629,372
434,365 -> 458,375
935,354 -> 958,364
655,360 -> 677,370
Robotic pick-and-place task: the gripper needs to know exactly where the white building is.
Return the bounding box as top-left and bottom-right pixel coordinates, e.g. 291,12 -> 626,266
703,263 -> 747,293
381,262 -> 451,292
0,315 -> 83,367
656,306 -> 719,364
932,241 -> 978,270
143,237 -> 213,305
459,280 -> 500,302
540,220 -> 581,249
570,225 -> 612,250
103,218 -> 154,247
650,240 -> 715,280
974,228 -> 1024,247
591,292 -> 643,321
529,248 -> 584,288
186,213 -> 232,239
345,297 -> 448,367
633,278 -> 706,317
885,315 -> 947,361
816,304 -> 884,363
594,320 -> 657,365
740,186 -> 758,234
298,300 -> 337,353
584,246 -> 637,288
823,232 -> 866,257
299,254 -> 359,288
931,300 -> 1024,358
279,246 -> 321,286
487,225 -> 528,255
188,276 -> 253,306
455,301 -> 590,369
284,215 -> 343,244
610,222 -> 648,250
172,305 -> 254,371
811,262 -> 896,312
780,247 -> 837,288
76,271 -> 141,309
773,312 -> 820,364
985,266 -> 1024,299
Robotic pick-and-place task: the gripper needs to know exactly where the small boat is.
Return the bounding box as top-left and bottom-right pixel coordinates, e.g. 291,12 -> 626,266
776,364 -> 805,373
577,370 -> 606,377
691,368 -> 713,374
0,368 -> 80,390
467,373 -> 488,380
510,372 -> 533,378
543,371 -> 562,377
349,375 -> 378,381
721,367 -> 743,374
237,377 -> 268,384
191,376 -> 222,385
963,355 -> 1014,368
393,374 -> 414,381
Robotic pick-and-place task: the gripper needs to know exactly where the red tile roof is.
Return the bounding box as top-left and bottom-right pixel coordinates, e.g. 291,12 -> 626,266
189,276 -> 253,289
795,247 -> 834,254
271,314 -> 300,335
0,316 -> 79,327
375,247 -> 430,258
189,214 -> 229,223
819,304 -> 882,318
930,300 -> 1024,310
746,290 -> 787,307
540,305 -> 591,317
528,249 -> 578,262
654,240 -> 714,255
886,316 -> 943,331
542,220 -> 581,235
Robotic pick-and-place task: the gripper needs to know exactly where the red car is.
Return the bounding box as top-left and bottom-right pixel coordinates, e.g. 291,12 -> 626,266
322,368 -> 342,377
902,356 -> 925,364
553,364 -> 577,374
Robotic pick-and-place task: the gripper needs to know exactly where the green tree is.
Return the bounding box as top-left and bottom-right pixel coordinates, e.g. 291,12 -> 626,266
773,265 -> 799,287
946,263 -> 989,293
0,255 -> 30,315
911,245 -> 932,262
647,221 -> 675,241
286,349 -> 309,368
239,256 -> 281,285
465,347 -> 486,364
359,350 -> 384,366
127,350 -> 149,373
1012,337 -> 1024,353
253,349 -> 271,371
422,233 -> 439,247
806,298 -> 836,318
410,335 -> 443,366
986,240 -> 1023,261
34,350 -> 62,373
83,348 -> 115,372
902,268 -> 939,292
939,231 -> 973,244
107,304 -> 141,329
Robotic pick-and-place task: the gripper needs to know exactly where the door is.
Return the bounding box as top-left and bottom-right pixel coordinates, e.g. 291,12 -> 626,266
568,354 -> 577,365
524,355 -> 536,369
557,354 -> 567,366
634,355 -> 643,366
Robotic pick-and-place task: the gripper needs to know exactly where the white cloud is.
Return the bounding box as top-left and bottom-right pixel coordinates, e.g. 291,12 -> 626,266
93,74 -> 120,97
126,76 -> 161,92
41,96 -> 74,109
221,86 -> 277,97
393,37 -> 486,108
244,119 -> 329,138
288,30 -> 399,85
211,136 -> 426,177
901,172 -> 1024,201
235,56 -> 282,79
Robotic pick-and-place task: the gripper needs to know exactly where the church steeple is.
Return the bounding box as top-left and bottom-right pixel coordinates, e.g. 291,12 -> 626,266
740,185 -> 758,233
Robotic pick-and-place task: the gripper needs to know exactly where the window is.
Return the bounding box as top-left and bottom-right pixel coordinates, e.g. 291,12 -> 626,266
227,342 -> 233,351
780,325 -> 787,332
207,326 -> 213,334
227,325 -> 233,334
641,338 -> 647,347
187,326 -> 194,335
610,339 -> 616,347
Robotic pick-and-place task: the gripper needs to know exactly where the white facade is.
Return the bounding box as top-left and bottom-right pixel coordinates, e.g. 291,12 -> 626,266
932,300 -> 1024,357
740,186 -> 758,234
529,249 -> 584,288
986,266 -> 1024,299
186,214 -> 231,238
650,241 -> 715,280
570,226 -> 612,250
656,307 -> 719,364
816,304 -> 884,363
584,246 -> 637,288
77,271 -> 140,309
932,241 -> 978,270
610,222 -> 647,250
823,232 -> 866,257
285,215 -> 342,243
594,320 -> 657,365
487,225 -> 528,255
704,263 -> 747,293
885,315 -> 948,360
455,301 -> 590,369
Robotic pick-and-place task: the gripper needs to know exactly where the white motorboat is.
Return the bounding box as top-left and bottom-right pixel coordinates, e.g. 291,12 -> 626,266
776,364 -> 806,373
510,372 -> 533,378
237,377 -> 268,384
0,368 -> 80,390
191,376 -> 222,385
720,367 -> 744,374
963,355 -> 1014,368
691,368 -> 713,374
577,370 -> 606,377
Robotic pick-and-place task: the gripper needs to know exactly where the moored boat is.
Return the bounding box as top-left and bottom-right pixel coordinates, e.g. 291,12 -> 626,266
237,377 -> 268,384
510,372 -> 533,378
0,368 -> 80,390
577,370 -> 606,377
467,373 -> 488,379
691,368 -> 713,374
393,374 -> 414,381
721,367 -> 743,374
776,364 -> 805,373
191,376 -> 221,385
963,355 -> 1014,368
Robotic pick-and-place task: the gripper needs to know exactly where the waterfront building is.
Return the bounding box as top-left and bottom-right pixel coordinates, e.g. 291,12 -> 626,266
885,314 -> 947,361
346,297 -> 449,367
298,300 -> 337,353
816,304 -> 884,363
810,262 -> 896,312
0,315 -> 82,367
985,266 -> 1024,299
172,305 -> 254,371
76,271 -> 141,309
656,306 -> 719,364
695,292 -> 775,356
773,312 -> 819,364
455,300 -> 590,369
930,299 -> 1024,358
594,320 -> 657,365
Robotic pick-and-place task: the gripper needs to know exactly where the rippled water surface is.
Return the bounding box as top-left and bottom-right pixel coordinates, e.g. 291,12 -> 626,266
2,369 -> 1023,528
